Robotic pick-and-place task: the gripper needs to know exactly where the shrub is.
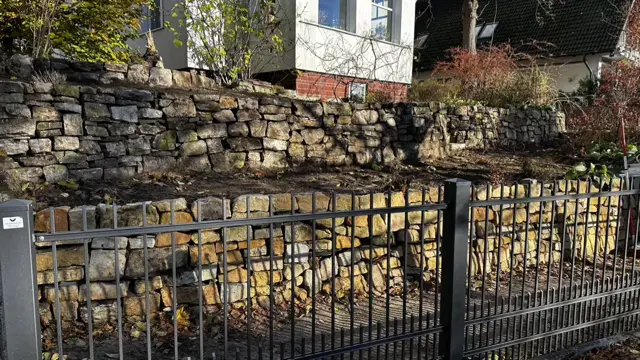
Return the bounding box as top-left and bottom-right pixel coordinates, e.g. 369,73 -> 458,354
365,88 -> 393,104
408,79 -> 461,103
0,0 -> 150,63
567,59 -> 640,148
411,45 -> 558,107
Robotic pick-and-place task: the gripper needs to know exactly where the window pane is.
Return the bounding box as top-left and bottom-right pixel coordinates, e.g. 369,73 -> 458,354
371,5 -> 391,40
479,23 -> 498,38
319,0 -> 347,30
141,6 -> 150,33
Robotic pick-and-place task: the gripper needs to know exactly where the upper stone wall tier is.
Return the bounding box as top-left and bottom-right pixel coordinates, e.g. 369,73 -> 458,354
0,79 -> 566,183
4,55 -> 287,97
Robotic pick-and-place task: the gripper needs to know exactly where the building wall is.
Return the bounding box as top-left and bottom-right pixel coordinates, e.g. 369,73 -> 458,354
296,71 -> 409,102
129,0 -> 189,70
294,0 -> 415,84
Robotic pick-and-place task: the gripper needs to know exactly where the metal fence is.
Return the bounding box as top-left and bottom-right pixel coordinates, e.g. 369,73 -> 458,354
0,178 -> 639,360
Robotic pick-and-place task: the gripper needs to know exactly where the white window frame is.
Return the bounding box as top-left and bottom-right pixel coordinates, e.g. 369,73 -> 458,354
477,22 -> 498,40
141,0 -> 163,34
371,0 -> 393,41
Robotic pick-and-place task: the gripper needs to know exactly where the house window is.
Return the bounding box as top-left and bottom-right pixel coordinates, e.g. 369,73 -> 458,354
319,0 -> 347,30
141,0 -> 163,33
371,0 -> 393,41
414,34 -> 429,49
477,22 -> 498,40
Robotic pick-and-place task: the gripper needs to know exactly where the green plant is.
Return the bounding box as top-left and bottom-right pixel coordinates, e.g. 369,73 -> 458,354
168,0 -> 285,85
566,162 -> 611,184
0,0 -> 150,63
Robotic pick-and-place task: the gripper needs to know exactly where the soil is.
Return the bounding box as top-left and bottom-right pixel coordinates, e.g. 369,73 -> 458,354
25,149 -> 576,210
568,335 -> 640,360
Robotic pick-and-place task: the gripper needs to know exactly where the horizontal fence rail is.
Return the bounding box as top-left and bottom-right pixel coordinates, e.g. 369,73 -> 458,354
2,177 -> 640,360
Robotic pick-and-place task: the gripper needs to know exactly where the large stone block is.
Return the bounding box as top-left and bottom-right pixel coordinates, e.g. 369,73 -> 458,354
192,197 -> 231,220
226,137 -> 262,151
54,136 -> 80,151
36,246 -> 85,272
35,207 -> 70,233
111,105 -> 139,123
78,282 -> 129,302
43,165 -> 69,183
123,293 -> 161,318
37,266 -> 84,285
84,102 -> 111,118
163,98 -> 196,117
149,67 -> 173,87
32,106 -> 61,121
161,284 -> 221,306
0,117 -> 36,136
0,139 -> 28,155
80,302 -> 117,327
125,246 -> 189,278
210,152 -> 246,172
88,250 -> 126,281
97,202 -> 159,228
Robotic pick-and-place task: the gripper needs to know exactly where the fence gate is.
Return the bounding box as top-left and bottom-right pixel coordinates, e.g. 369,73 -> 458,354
2,178 -> 640,360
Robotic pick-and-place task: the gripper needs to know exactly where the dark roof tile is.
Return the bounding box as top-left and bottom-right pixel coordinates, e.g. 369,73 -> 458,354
414,0 -> 630,71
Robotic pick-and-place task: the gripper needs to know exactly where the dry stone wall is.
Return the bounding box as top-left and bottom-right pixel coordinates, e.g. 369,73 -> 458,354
34,181 -> 620,331
0,79 -> 565,183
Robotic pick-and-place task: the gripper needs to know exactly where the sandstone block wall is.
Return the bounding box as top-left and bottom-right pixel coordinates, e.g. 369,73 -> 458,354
0,79 -> 566,183
33,181 -> 620,331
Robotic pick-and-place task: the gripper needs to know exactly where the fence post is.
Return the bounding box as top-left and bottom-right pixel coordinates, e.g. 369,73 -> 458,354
440,179 -> 471,360
0,200 -> 42,360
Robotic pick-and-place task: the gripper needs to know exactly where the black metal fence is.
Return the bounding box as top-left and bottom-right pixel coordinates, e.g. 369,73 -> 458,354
0,178 -> 639,360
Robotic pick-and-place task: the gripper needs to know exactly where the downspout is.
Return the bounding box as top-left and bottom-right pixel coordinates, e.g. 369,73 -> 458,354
583,54 -> 594,80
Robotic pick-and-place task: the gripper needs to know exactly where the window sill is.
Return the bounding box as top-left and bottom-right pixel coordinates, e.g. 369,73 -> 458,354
298,20 -> 410,49
140,26 -> 164,36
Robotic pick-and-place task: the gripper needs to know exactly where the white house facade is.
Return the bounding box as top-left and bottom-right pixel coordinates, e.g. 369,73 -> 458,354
131,0 -> 416,101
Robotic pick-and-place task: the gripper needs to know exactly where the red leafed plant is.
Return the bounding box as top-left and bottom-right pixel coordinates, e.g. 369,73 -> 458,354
568,59 -> 640,147
427,44 -> 557,107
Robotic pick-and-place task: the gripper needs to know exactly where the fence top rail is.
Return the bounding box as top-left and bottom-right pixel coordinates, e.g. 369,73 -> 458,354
470,188 -> 640,208
36,202 -> 447,242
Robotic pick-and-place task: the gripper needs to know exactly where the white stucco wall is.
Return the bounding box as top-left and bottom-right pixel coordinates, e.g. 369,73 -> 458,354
294,0 -> 415,83
414,54 -> 606,93
130,0 -> 416,83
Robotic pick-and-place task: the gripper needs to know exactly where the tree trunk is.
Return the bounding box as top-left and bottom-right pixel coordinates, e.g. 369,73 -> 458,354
462,0 -> 479,54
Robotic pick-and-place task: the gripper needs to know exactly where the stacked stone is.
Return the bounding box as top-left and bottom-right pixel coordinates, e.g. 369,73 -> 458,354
0,79 -> 565,183
468,181 -> 620,276
32,182 -> 621,331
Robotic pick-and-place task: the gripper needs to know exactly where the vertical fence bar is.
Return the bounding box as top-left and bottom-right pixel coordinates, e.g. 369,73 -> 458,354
440,179 -> 471,360
0,200 -> 41,360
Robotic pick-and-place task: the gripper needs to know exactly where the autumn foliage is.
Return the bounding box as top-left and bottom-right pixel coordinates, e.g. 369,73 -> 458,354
411,45 -> 557,107
0,0 -> 150,63
568,60 -> 640,147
